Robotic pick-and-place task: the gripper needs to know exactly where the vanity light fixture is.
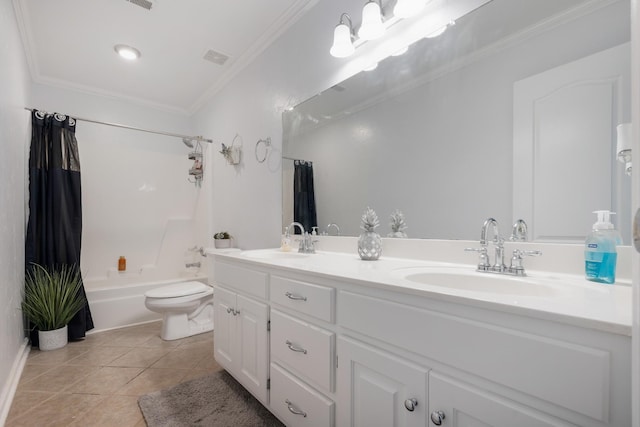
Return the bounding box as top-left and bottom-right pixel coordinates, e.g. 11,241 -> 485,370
393,0 -> 426,19
358,0 -> 386,41
114,44 -> 141,60
330,13 -> 356,58
616,123 -> 632,175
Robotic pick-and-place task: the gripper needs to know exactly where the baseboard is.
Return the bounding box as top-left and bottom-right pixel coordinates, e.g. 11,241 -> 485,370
0,338 -> 30,426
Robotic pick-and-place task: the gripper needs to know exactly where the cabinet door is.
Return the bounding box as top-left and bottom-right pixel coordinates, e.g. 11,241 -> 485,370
213,286 -> 236,369
236,293 -> 270,403
337,336 -> 427,427
428,372 -> 574,427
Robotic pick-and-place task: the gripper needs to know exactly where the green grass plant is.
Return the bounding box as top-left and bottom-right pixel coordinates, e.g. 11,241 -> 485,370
22,264 -> 86,331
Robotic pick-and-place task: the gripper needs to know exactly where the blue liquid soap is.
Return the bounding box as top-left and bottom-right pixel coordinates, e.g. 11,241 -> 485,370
584,210 -> 622,284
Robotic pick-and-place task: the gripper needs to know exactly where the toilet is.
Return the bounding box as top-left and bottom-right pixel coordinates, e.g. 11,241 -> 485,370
144,281 -> 214,341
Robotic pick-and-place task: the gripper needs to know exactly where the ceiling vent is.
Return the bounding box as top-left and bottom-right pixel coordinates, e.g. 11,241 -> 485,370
126,0 -> 153,11
203,49 -> 230,66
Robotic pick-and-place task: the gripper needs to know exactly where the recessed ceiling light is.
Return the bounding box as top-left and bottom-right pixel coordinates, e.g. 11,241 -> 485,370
114,44 -> 141,60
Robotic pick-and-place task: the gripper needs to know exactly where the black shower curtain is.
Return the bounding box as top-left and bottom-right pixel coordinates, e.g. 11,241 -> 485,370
25,110 -> 94,343
293,160 -> 317,233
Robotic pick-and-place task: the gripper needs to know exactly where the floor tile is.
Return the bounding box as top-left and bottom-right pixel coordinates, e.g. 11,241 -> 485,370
151,347 -> 209,369
16,364 -> 57,383
69,394 -> 144,427
107,347 -> 170,368
6,390 -> 55,421
18,365 -> 99,393
115,367 -> 189,396
6,392 -> 106,427
64,346 -> 132,366
8,322 -> 224,427
63,366 -> 144,394
26,345 -> 90,365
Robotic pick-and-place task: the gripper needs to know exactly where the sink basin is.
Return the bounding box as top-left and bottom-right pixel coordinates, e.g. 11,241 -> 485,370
241,249 -> 310,260
392,267 -> 559,297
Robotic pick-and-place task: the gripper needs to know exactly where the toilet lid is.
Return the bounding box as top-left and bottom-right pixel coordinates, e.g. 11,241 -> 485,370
145,281 -> 210,298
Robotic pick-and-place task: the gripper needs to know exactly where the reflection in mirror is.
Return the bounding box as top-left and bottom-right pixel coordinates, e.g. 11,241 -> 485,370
283,0 -> 631,243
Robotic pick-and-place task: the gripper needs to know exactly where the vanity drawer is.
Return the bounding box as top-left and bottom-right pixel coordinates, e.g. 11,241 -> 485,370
271,309 -> 334,392
270,362 -> 334,427
339,290 -> 611,423
214,261 -> 267,299
271,275 -> 335,323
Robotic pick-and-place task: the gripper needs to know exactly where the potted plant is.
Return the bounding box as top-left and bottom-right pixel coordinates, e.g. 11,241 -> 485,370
22,264 -> 86,351
214,232 -> 233,248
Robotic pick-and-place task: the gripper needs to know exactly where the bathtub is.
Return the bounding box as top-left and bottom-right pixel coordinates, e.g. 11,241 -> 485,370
84,269 -> 208,332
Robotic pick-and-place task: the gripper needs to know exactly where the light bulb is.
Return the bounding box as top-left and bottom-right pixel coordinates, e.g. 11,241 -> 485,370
394,0 -> 425,19
330,23 -> 355,58
114,44 -> 141,60
358,1 -> 385,41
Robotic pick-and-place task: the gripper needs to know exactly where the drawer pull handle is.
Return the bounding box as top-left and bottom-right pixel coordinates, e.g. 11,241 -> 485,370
286,340 -> 308,354
430,410 -> 445,425
285,399 -> 307,417
285,292 -> 307,301
404,398 -> 418,412
226,308 -> 239,316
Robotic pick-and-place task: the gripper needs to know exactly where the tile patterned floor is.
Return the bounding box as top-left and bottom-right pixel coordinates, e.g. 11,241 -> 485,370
6,321 -> 221,427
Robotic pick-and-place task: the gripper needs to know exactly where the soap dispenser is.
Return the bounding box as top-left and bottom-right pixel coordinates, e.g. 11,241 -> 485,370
584,210 -> 622,284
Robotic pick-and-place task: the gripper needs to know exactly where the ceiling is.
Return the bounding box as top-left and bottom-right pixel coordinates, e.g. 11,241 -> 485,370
13,0 -> 315,115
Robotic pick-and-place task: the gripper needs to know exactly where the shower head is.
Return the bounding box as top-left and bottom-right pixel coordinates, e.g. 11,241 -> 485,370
182,138 -> 194,148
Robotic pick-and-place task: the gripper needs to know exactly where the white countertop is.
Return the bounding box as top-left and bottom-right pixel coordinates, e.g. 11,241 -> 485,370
211,248 -> 632,337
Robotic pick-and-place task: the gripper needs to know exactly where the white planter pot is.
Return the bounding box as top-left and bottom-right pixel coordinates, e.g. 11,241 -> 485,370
38,325 -> 68,351
214,239 -> 231,249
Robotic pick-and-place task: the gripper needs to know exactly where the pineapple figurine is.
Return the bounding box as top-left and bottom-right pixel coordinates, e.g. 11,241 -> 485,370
358,207 -> 382,260
387,209 -> 408,238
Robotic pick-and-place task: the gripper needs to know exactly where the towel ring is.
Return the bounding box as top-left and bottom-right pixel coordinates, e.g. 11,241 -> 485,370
255,137 -> 272,163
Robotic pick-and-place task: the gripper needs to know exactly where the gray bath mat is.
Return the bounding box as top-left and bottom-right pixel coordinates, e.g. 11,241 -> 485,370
138,370 -> 284,426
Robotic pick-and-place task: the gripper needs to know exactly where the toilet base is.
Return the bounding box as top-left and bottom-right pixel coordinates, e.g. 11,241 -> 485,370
160,301 -> 214,341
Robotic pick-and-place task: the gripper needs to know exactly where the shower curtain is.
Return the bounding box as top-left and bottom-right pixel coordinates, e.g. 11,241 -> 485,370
293,160 -> 317,234
25,110 -> 94,344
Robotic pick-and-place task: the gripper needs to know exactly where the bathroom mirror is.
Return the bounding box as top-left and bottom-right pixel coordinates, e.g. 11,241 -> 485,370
283,0 -> 631,243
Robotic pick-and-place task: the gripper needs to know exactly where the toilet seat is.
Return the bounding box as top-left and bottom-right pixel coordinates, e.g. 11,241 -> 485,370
145,281 -> 210,298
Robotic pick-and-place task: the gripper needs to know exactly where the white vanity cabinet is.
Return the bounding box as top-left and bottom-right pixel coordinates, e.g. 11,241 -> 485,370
212,254 -> 631,427
338,289 -> 630,427
269,274 -> 337,426
336,336 -> 428,427
212,261 -> 270,404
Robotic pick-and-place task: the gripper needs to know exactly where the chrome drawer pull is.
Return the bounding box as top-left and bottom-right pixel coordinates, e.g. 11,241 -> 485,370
286,340 -> 308,354
285,399 -> 307,417
285,292 -> 307,301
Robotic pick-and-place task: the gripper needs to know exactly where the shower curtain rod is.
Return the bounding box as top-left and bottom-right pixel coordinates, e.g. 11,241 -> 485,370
24,107 -> 214,143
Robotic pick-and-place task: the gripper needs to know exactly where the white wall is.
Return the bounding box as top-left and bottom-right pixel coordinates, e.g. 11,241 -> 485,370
30,85 -> 209,284
193,0 -> 377,249
0,0 -> 31,421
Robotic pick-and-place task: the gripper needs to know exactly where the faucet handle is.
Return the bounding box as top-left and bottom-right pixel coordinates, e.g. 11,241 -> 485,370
509,249 -> 542,275
464,246 -> 490,271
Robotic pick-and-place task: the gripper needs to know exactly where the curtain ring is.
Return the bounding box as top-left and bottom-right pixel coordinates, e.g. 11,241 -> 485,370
255,137 -> 271,163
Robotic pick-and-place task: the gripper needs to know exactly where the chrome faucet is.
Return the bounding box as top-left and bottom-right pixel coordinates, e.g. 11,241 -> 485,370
324,223 -> 341,236
480,217 -> 506,272
510,219 -> 528,241
286,222 -> 316,254
466,217 -> 541,276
